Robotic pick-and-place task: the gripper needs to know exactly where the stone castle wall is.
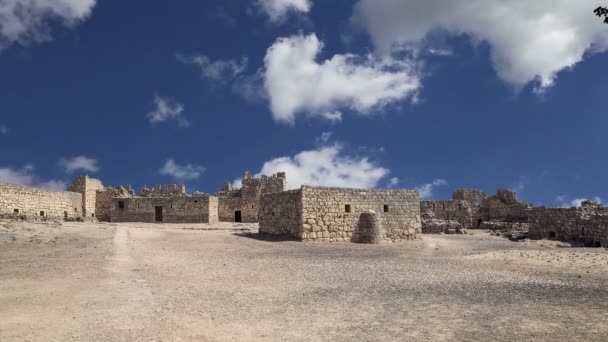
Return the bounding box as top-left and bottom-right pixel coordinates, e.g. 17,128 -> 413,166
95,188 -> 118,222
258,189 -> 303,237
68,176 -> 105,219
215,172 -> 286,223
260,186 -> 421,242
218,197 -> 242,222
300,187 -> 421,242
420,200 -> 474,228
529,202 -> 608,247
0,183 -> 82,220
110,195 -> 218,223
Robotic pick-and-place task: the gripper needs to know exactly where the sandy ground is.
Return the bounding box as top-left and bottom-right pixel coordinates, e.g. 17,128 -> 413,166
1,221 -> 607,342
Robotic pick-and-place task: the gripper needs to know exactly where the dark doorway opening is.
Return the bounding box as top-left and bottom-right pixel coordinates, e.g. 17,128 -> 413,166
235,210 -> 242,222
549,231 -> 556,238
155,206 -> 163,222
477,219 -> 483,228
595,241 -> 602,248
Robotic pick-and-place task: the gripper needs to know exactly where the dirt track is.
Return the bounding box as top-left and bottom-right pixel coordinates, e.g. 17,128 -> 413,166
1,220 -> 607,341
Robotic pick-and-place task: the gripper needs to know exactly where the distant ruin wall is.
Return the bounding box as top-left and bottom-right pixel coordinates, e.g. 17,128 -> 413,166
300,186 -> 421,242
0,183 -> 82,220
259,189 -> 303,238
110,195 -> 218,223
240,172 -> 286,222
95,188 -> 117,222
420,200 -> 474,228
529,204 -> 608,246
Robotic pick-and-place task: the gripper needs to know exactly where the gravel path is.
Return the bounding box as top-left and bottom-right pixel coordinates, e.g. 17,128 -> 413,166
1,221 -> 607,341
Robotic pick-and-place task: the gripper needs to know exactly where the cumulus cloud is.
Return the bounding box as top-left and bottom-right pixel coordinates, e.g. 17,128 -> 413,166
263,33 -> 420,124
176,53 -> 248,82
252,144 -> 389,190
555,195 -> 603,208
59,155 -> 99,173
147,95 -> 190,128
0,165 -> 66,191
255,0 -> 312,23
415,179 -> 448,200
352,0 -> 608,91
0,0 -> 96,51
159,159 -> 205,181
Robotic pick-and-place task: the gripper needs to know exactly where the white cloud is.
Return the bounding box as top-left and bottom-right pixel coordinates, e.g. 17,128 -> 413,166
510,176 -> 529,193
159,159 -> 205,181
253,143 -> 389,190
0,165 -> 66,191
176,53 -> 248,82
147,95 -> 190,128
388,177 -> 400,188
59,155 -> 99,173
555,195 -> 603,208
0,0 -> 96,51
0,124 -> 9,135
255,0 -> 312,23
263,33 -> 420,124
353,0 -> 608,91
415,179 -> 448,200
316,131 -> 333,144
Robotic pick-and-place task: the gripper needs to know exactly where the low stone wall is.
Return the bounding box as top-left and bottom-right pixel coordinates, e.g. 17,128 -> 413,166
110,195 -> 218,223
480,221 -> 529,232
0,183 -> 82,220
529,203 -> 608,247
358,211 -> 383,244
422,219 -> 463,234
259,189 -> 303,238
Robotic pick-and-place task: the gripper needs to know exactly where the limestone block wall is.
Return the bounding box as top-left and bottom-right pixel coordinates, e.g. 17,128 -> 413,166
258,189 -> 303,237
479,189 -> 531,223
95,188 -> 119,222
300,186 -> 421,242
0,183 -> 82,219
68,176 -> 105,219
420,200 -> 474,228
241,172 -> 286,222
529,204 -> 608,246
218,197 -> 242,222
110,195 -> 218,223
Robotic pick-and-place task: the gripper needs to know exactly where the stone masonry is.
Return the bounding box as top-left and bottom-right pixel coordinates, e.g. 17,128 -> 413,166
529,200 -> 608,247
259,186 -> 421,242
0,183 -> 82,220
214,171 -> 286,223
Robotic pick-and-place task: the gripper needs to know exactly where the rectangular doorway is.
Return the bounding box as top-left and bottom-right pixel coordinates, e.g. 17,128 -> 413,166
235,210 -> 242,223
155,206 -> 163,222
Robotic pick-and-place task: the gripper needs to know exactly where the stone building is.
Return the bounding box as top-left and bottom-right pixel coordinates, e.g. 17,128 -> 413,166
68,176 -> 105,219
259,186 -> 422,242
214,171 -> 286,223
529,200 -> 608,247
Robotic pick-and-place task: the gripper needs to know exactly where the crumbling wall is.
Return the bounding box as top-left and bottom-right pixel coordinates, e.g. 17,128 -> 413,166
0,183 -> 82,220
68,176 -> 105,219
259,189 -> 303,238
140,184 -> 186,197
420,200 -> 474,228
110,195 -> 218,223
215,172 -> 286,223
529,201 -> 608,246
479,189 -> 531,223
300,186 -> 421,242
452,188 -> 487,205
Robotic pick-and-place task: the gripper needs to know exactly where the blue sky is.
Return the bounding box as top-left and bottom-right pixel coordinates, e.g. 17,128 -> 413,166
0,0 -> 606,207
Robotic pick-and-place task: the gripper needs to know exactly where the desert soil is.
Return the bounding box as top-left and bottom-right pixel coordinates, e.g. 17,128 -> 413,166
1,220 -> 607,341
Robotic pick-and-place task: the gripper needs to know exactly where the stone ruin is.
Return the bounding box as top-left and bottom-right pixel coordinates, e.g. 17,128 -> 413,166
0,173 -> 606,246
419,188 -> 532,235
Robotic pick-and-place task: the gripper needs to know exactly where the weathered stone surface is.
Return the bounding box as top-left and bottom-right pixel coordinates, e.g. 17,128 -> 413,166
529,201 -> 608,247
0,183 -> 82,220
260,186 -> 421,242
422,219 -> 464,234
359,211 -> 383,244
